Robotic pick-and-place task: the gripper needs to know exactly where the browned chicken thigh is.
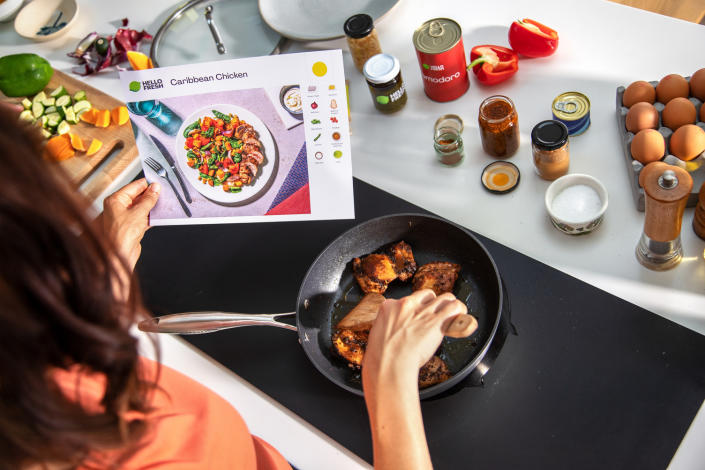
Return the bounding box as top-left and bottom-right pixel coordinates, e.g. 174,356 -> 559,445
352,253 -> 399,294
412,262 -> 461,295
386,240 -> 417,282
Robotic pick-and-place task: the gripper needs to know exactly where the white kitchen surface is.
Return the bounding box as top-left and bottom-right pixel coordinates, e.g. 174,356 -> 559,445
1,0 -> 704,468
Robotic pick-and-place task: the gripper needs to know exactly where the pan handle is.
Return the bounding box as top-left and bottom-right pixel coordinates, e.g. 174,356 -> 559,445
137,311 -> 297,334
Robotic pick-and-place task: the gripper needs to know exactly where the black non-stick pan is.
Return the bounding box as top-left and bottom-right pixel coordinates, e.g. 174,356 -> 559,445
139,214 -> 506,399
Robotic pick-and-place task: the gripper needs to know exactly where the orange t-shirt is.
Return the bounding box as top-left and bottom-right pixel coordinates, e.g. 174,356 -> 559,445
52,357 -> 292,470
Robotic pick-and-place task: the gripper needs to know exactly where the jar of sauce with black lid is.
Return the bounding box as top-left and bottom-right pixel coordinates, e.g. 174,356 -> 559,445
344,13 -> 382,73
531,120 -> 570,180
363,53 -> 407,113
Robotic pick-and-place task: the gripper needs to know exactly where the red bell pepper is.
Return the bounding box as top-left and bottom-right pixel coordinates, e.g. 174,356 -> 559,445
467,45 -> 519,85
508,19 -> 559,58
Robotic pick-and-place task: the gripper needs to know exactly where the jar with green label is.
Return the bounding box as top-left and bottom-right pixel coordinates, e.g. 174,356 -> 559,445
363,53 -> 407,113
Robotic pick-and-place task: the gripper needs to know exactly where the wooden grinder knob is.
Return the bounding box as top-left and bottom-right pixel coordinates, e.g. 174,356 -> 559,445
639,162 -> 693,242
694,182 -> 705,241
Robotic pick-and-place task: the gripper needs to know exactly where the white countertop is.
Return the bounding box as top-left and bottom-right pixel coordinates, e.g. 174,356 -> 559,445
2,0 -> 704,468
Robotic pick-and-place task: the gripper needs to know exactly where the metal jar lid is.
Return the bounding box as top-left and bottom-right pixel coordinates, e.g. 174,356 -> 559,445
412,18 -> 462,54
344,14 -> 374,39
531,120 -> 569,150
363,53 -> 400,84
150,0 -> 285,67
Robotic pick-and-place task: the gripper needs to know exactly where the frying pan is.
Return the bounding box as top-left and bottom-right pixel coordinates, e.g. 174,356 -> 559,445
139,214 -> 507,399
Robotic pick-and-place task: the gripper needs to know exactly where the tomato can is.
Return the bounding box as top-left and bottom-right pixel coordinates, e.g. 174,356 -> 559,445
412,18 -> 469,102
552,91 -> 591,136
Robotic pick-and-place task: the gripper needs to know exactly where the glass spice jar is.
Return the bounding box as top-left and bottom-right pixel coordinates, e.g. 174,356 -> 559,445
363,53 -> 407,114
434,126 -> 464,166
478,95 -> 520,158
344,14 -> 382,73
531,120 -> 570,180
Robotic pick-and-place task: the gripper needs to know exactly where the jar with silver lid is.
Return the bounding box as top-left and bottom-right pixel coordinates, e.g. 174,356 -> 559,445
362,53 -> 407,114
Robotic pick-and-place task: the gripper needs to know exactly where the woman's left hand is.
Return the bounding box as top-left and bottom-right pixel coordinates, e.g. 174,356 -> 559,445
103,178 -> 160,271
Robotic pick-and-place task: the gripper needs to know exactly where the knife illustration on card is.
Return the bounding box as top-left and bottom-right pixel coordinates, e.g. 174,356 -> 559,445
149,134 -> 192,203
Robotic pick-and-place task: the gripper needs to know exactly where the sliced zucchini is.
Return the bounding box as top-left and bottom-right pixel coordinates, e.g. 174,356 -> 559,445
41,97 -> 56,107
40,115 -> 48,128
19,110 -> 34,122
40,128 -> 53,139
73,90 -> 87,102
72,99 -> 92,114
46,112 -> 62,128
50,85 -> 68,98
21,98 -> 32,110
32,91 -> 47,105
31,102 -> 44,119
64,107 -> 78,124
44,105 -> 57,115
55,95 -> 71,108
56,121 -> 71,135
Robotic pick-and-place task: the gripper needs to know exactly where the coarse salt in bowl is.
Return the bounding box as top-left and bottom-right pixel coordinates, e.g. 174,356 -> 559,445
545,173 -> 608,235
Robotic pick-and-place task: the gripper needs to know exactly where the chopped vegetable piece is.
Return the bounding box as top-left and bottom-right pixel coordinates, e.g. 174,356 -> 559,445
21,98 -> 32,109
41,97 -> 55,107
50,85 -> 68,98
32,102 -> 44,118
79,108 -> 98,124
508,18 -> 559,58
44,105 -> 57,115
73,90 -> 87,101
56,121 -> 71,135
68,133 -> 85,151
94,109 -> 111,127
18,110 -> 34,122
110,106 -> 129,125
72,99 -> 92,114
55,95 -> 71,107
468,45 -> 519,85
32,91 -> 46,105
64,107 -> 78,124
46,112 -> 61,127
86,138 -> 102,156
126,50 -> 153,70
45,135 -> 75,161
40,128 -> 52,139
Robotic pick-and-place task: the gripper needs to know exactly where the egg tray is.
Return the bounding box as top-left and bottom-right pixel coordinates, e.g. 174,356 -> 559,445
616,78 -> 705,212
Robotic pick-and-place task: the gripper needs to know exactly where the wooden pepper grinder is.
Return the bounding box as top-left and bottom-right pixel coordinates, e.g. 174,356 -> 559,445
694,182 -> 705,240
636,162 -> 693,270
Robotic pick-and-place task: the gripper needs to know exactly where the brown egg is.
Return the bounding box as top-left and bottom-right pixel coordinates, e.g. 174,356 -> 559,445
656,74 -> 689,104
701,103 -> 705,122
630,129 -> 665,164
689,68 -> 705,101
622,80 -> 656,107
625,102 -> 659,133
662,97 -> 696,130
670,124 -> 705,161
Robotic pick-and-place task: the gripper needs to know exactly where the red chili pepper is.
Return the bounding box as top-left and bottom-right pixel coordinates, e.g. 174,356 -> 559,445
467,45 -> 518,85
508,19 -> 559,58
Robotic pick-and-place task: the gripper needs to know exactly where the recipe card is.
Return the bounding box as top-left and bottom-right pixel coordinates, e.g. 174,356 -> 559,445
119,50 -> 353,225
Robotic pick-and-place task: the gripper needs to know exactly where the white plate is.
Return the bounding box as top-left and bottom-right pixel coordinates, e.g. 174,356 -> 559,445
14,0 -> 78,41
175,104 -> 278,206
258,0 -> 400,41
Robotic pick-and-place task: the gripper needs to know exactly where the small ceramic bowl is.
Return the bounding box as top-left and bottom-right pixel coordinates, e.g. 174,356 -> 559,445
545,173 -> 608,235
14,0 -> 78,41
0,0 -> 24,22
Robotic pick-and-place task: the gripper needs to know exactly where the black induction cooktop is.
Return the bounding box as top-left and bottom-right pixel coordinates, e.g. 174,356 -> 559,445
137,178 -> 705,470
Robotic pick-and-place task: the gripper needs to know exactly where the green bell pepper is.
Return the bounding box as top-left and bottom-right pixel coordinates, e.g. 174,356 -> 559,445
0,53 -> 53,98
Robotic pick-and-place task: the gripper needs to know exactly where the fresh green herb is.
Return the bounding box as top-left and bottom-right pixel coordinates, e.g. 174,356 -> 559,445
183,121 -> 199,138
202,126 -> 215,138
228,187 -> 242,193
233,154 -> 242,163
212,109 -> 231,123
311,119 -> 320,124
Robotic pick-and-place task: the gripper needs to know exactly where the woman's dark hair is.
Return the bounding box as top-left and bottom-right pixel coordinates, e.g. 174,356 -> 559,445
0,106 -> 156,468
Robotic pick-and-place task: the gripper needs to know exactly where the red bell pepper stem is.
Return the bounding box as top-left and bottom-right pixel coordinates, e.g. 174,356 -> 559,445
508,18 -> 559,58
467,45 -> 519,86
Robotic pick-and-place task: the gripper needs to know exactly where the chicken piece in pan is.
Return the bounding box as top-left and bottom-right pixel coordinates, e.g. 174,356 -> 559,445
385,241 -> 417,282
353,241 -> 417,294
412,262 -> 461,296
418,355 -> 452,388
332,329 -> 369,368
352,254 -> 399,294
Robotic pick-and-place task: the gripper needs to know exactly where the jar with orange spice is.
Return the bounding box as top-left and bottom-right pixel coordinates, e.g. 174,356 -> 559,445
344,14 -> 382,73
478,95 -> 520,158
531,120 -> 570,180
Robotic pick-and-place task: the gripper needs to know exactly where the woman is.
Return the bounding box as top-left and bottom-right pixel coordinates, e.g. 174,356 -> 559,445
0,106 -> 467,469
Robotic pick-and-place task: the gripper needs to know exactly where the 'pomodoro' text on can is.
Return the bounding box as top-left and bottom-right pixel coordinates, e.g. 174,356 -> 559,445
552,92 -> 591,136
413,18 -> 469,102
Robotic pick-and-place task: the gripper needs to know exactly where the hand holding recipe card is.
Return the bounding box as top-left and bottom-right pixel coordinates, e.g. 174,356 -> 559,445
119,50 -> 354,225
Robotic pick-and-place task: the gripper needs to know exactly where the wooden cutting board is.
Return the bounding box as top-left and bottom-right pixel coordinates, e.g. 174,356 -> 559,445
9,70 -> 138,202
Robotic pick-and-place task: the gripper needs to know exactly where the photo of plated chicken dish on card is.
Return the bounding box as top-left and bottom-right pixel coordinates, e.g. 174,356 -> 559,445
175,104 -> 278,205
331,240 -> 479,389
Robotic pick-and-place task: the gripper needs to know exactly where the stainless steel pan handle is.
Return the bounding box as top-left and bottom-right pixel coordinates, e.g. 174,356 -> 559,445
138,311 -> 297,334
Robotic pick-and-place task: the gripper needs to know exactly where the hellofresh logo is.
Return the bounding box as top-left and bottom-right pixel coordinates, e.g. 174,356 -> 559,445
129,81 -> 141,92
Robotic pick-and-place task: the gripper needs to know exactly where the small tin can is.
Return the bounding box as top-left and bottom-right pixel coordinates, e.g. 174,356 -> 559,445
552,92 -> 591,136
412,18 -> 469,102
